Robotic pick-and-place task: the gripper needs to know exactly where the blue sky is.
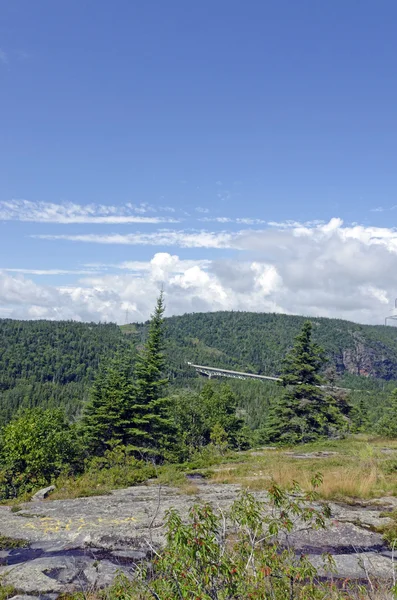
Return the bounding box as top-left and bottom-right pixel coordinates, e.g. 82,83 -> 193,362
2,1 -> 397,323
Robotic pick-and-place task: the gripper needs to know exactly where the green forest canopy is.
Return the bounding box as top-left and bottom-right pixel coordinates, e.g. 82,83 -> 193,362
1,311 -> 397,427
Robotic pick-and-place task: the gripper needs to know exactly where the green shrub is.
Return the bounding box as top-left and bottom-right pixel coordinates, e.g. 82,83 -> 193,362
0,408 -> 83,499
53,444 -> 156,499
94,472 -> 393,599
143,474 -> 334,599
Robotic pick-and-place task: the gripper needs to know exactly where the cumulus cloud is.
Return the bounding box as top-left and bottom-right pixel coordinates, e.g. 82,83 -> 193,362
4,219 -> 397,324
0,200 -> 179,224
113,255 -> 211,273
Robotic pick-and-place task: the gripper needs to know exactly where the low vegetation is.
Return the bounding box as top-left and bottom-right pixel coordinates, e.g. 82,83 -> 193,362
0,535 -> 28,549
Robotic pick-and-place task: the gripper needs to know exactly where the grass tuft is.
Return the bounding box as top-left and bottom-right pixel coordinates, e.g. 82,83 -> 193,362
0,535 -> 29,549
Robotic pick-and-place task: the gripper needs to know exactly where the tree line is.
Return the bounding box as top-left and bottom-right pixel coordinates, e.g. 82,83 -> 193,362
2,309 -> 397,432
1,296 -> 395,499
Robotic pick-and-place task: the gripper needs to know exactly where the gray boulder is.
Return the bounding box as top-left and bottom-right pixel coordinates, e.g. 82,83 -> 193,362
2,556 -> 81,593
83,560 -> 135,588
31,486 -> 55,502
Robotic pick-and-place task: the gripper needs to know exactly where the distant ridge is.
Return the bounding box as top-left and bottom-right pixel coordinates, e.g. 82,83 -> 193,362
125,311 -> 397,382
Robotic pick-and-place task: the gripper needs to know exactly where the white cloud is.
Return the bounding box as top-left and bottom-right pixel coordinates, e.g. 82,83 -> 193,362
5,218 -> 397,325
195,207 -> 210,213
0,200 -> 179,224
1,268 -> 100,276
199,217 -> 232,223
267,219 -> 325,229
34,230 -> 235,248
217,190 -> 231,201
114,255 -> 211,273
236,218 -> 267,225
199,217 -> 266,224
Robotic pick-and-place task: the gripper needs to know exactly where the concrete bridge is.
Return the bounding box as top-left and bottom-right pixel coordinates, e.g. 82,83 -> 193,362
187,362 -> 280,382
187,362 -> 364,393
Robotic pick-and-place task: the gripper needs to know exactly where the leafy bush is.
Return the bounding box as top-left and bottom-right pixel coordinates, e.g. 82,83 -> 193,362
0,408 -> 83,498
143,474 -> 334,599
93,473 -> 395,599
170,382 -> 249,461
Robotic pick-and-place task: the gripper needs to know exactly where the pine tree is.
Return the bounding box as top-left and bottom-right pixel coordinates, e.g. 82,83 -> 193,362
135,292 -> 168,405
265,321 -> 347,445
134,292 -> 175,458
351,397 -> 370,432
81,350 -> 139,455
376,388 -> 397,438
81,294 -> 175,460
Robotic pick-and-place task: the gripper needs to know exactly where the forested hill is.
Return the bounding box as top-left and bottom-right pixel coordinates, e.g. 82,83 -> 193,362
132,311 -> 397,382
0,319 -> 127,387
0,319 -> 131,424
1,312 -> 397,426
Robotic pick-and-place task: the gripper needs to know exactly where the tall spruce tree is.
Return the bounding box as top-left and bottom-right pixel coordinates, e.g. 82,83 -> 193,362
82,294 -> 174,459
376,388 -> 397,438
134,292 -> 175,458
81,349 -> 139,455
265,321 -> 347,444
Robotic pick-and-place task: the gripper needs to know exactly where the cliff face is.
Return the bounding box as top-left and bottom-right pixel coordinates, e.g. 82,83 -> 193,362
330,333 -> 397,380
341,335 -> 377,377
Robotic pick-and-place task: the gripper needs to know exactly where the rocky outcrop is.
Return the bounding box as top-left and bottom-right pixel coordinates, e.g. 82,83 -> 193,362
1,554 -> 135,595
338,331 -> 397,379
342,344 -> 376,377
0,483 -> 395,595
31,486 -> 55,502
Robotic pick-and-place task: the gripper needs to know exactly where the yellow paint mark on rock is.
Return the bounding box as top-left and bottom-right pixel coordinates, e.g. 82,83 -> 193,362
21,515 -> 137,533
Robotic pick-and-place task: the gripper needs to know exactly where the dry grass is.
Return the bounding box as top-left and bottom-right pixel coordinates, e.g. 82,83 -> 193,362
42,435 -> 397,503
206,436 -> 397,501
178,483 -> 200,495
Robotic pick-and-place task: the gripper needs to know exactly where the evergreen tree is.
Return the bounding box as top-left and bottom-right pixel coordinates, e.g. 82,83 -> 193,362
82,295 -> 174,460
264,321 -> 347,445
81,350 -> 140,455
351,397 -> 370,432
134,292 -> 175,458
376,388 -> 397,438
135,292 -> 168,405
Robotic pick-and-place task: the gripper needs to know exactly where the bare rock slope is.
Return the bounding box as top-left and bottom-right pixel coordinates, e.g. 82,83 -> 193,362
0,481 -> 396,597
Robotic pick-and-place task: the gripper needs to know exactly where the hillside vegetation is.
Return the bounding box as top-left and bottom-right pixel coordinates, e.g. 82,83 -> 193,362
1,311 -> 397,428
153,311 -> 397,381
0,320 -> 130,423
